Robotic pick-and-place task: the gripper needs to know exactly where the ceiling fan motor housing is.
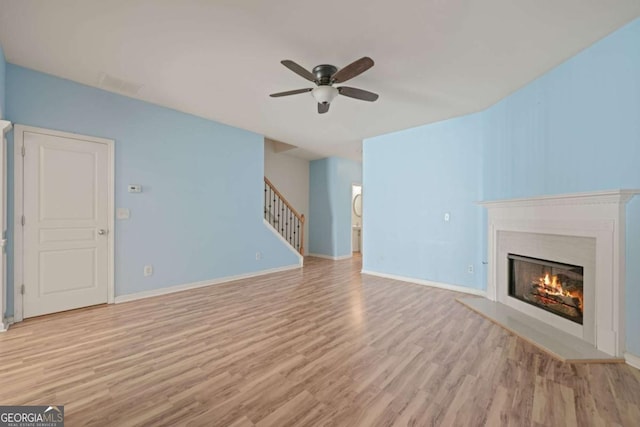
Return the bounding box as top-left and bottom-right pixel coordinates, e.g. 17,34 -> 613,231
313,64 -> 338,85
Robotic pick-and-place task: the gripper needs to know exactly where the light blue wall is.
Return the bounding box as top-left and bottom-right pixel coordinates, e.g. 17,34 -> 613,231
483,17 -> 640,199
0,44 -> 6,118
5,64 -> 299,316
363,114 -> 485,289
364,18 -> 640,354
309,157 -> 361,257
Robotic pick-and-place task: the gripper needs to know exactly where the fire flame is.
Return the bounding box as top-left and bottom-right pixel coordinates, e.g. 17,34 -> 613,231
538,273 -> 583,312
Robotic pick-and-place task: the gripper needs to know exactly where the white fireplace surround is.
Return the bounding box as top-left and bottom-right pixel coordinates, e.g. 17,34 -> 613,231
480,190 -> 640,357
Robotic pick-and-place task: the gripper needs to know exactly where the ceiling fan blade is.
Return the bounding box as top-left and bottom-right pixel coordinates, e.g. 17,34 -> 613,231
270,88 -> 312,97
338,86 -> 379,102
318,103 -> 330,114
331,57 -> 374,83
281,60 -> 317,82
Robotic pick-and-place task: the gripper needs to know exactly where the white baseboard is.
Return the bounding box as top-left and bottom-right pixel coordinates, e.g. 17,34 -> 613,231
263,219 -> 304,265
0,316 -> 13,332
114,264 -> 301,304
626,352 -> 640,370
307,253 -> 352,261
361,270 -> 487,297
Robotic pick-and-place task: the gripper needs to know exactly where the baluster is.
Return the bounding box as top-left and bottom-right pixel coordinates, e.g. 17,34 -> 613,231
280,200 -> 284,234
273,191 -> 277,227
293,218 -> 297,249
269,187 -> 273,225
284,206 -> 287,241
288,210 -> 291,243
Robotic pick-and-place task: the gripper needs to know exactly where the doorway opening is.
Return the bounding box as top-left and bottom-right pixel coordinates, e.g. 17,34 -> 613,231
351,184 -> 362,254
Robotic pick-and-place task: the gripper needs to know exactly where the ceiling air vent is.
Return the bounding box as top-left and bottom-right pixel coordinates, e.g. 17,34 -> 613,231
98,72 -> 143,96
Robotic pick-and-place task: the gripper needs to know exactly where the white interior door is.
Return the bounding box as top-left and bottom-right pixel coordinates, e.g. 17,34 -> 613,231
23,130 -> 110,318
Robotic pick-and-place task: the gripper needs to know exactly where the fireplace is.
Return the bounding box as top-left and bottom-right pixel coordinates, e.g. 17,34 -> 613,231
508,254 -> 584,324
479,190 -> 640,357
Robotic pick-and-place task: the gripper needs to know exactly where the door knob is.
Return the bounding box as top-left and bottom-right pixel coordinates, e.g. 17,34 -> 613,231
98,229 -> 107,235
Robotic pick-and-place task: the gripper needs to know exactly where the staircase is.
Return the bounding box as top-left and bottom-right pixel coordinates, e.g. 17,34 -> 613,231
264,177 -> 305,255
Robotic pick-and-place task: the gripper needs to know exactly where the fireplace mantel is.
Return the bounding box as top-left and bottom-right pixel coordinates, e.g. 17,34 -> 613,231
479,189 -> 640,209
479,189 -> 640,357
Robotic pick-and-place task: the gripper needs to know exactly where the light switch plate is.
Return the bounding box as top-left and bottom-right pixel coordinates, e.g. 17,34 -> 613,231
117,208 -> 130,220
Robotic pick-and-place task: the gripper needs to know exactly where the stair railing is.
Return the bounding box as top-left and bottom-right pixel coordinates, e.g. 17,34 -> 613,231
264,177 -> 305,255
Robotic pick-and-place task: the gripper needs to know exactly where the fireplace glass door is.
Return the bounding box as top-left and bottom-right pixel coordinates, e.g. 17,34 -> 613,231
508,254 -> 584,324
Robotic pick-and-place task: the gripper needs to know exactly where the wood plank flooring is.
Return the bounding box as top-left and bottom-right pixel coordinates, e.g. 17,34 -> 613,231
1,255 -> 639,426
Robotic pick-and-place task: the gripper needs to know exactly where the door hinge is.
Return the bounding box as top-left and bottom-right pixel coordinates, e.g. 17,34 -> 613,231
21,146 -> 25,157
21,284 -> 25,295
21,215 -> 25,226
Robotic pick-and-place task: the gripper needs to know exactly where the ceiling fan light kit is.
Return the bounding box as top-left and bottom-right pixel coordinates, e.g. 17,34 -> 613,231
312,86 -> 338,104
270,56 -> 379,114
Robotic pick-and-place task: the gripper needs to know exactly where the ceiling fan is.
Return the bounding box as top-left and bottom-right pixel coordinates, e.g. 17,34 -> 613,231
270,57 -> 379,114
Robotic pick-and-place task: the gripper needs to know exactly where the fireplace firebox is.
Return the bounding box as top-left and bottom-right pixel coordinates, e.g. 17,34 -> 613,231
508,254 -> 584,324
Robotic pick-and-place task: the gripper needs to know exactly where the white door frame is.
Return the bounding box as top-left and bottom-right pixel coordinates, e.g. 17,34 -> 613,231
0,120 -> 12,331
13,125 -> 115,323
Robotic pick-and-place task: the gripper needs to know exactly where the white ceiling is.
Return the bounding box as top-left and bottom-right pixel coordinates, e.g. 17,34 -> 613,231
1,1 -> 639,161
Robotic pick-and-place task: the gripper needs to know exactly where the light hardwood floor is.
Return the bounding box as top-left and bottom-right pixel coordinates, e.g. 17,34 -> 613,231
1,255 -> 639,426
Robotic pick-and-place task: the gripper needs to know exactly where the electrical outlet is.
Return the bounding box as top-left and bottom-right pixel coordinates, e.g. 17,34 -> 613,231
256,252 -> 262,260
468,264 -> 474,274
444,212 -> 451,222
144,265 -> 153,277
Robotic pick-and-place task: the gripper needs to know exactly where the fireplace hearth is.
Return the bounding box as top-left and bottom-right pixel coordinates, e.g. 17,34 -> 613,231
508,254 -> 584,324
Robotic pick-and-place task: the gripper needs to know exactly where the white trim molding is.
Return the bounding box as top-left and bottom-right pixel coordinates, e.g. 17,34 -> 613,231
114,264 -> 301,304
0,120 -> 10,332
479,189 -> 640,209
0,316 -> 12,332
307,253 -> 353,261
0,121 -> 12,133
480,189 -> 640,357
625,352 -> 640,370
361,270 -> 486,297
13,125 -> 116,322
